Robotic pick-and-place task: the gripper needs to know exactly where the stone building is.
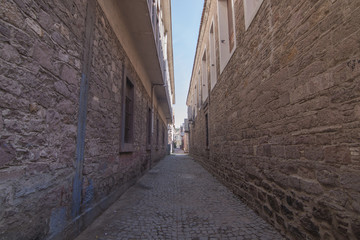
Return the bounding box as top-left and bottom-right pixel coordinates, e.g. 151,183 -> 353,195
184,119 -> 190,153
0,0 -> 174,239
186,0 -> 360,239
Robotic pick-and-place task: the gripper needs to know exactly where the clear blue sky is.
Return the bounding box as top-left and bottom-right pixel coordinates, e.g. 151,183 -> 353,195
171,0 -> 204,128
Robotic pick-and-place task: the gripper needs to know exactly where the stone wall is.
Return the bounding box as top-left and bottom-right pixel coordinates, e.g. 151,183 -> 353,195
1,0 -> 86,238
189,0 -> 360,239
0,0 -> 168,239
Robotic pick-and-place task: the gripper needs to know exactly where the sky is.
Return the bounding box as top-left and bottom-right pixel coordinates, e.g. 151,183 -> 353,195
171,0 -> 204,128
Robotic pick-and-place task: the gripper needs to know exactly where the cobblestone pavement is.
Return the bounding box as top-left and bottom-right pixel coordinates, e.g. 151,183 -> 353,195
76,154 -> 284,240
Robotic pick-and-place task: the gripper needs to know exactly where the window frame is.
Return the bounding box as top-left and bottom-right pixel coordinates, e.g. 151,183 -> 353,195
193,88 -> 197,117
202,49 -> 209,102
162,125 -> 165,147
156,117 -> 159,149
120,71 -> 135,153
209,20 -> 218,90
217,0 -> 236,73
197,70 -> 202,109
205,113 -> 209,149
147,107 -> 152,150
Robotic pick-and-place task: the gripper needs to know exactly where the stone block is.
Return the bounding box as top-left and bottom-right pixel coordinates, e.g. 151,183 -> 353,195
285,145 -> 301,159
286,195 -> 304,211
60,64 -> 81,86
0,167 -> 25,182
267,194 -> 280,212
312,205 -> 332,224
287,176 -> 301,191
355,105 -> 360,120
281,204 -> 294,220
324,146 -> 351,164
263,205 -> 273,217
276,214 -> 285,229
32,42 -> 56,74
257,190 -> 266,202
317,169 -> 338,187
339,171 -> 360,191
271,172 -> 289,189
54,81 -> 71,98
271,145 -> 285,158
304,146 -> 324,161
0,142 -> 16,168
1,0 -> 25,28
351,219 -> 360,238
0,21 -> 11,40
25,18 -> 43,37
300,215 -> 320,237
0,113 -> 3,132
1,43 -> 22,66
300,178 -> 323,195
288,224 -> 306,240
273,188 -> 285,200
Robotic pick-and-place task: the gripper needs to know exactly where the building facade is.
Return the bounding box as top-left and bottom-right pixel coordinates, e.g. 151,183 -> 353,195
187,0 -> 360,239
0,0 -> 174,239
184,119 -> 190,153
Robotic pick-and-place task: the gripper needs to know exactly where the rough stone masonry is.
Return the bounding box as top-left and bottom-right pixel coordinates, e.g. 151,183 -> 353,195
0,0 -> 168,239
188,0 -> 360,239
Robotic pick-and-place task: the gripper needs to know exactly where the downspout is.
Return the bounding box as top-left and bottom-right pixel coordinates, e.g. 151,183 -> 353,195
150,83 -> 165,167
71,0 -> 96,219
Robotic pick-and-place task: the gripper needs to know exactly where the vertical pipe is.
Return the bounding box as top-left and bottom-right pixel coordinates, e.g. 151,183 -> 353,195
71,0 -> 96,219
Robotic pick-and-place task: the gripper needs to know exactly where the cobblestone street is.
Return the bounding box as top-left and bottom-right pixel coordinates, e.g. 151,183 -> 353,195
76,153 -> 284,240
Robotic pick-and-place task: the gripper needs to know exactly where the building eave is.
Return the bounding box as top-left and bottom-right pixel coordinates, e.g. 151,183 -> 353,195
186,0 -> 208,106
162,0 -> 176,105
97,0 -> 174,122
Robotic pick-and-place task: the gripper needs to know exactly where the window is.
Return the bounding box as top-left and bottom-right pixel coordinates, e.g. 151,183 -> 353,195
205,113 -> 209,148
192,87 -> 197,117
193,87 -> 197,117
244,0 -> 264,30
147,107 -> 151,146
197,71 -> 202,108
124,78 -> 134,143
227,0 -> 234,51
162,126 -> 165,146
202,51 -> 208,101
209,22 -> 217,90
121,76 -> 135,152
156,118 -> 159,146
188,103 -> 193,121
218,0 -> 236,73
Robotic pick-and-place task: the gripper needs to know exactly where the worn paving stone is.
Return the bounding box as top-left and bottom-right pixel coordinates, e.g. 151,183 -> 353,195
76,153 -> 284,240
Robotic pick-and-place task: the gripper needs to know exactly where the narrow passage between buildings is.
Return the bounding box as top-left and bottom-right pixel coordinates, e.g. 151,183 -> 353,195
76,152 -> 284,240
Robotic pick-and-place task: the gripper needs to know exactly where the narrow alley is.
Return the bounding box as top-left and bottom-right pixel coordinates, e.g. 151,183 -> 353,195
75,153 -> 284,240
1,0 -> 360,239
